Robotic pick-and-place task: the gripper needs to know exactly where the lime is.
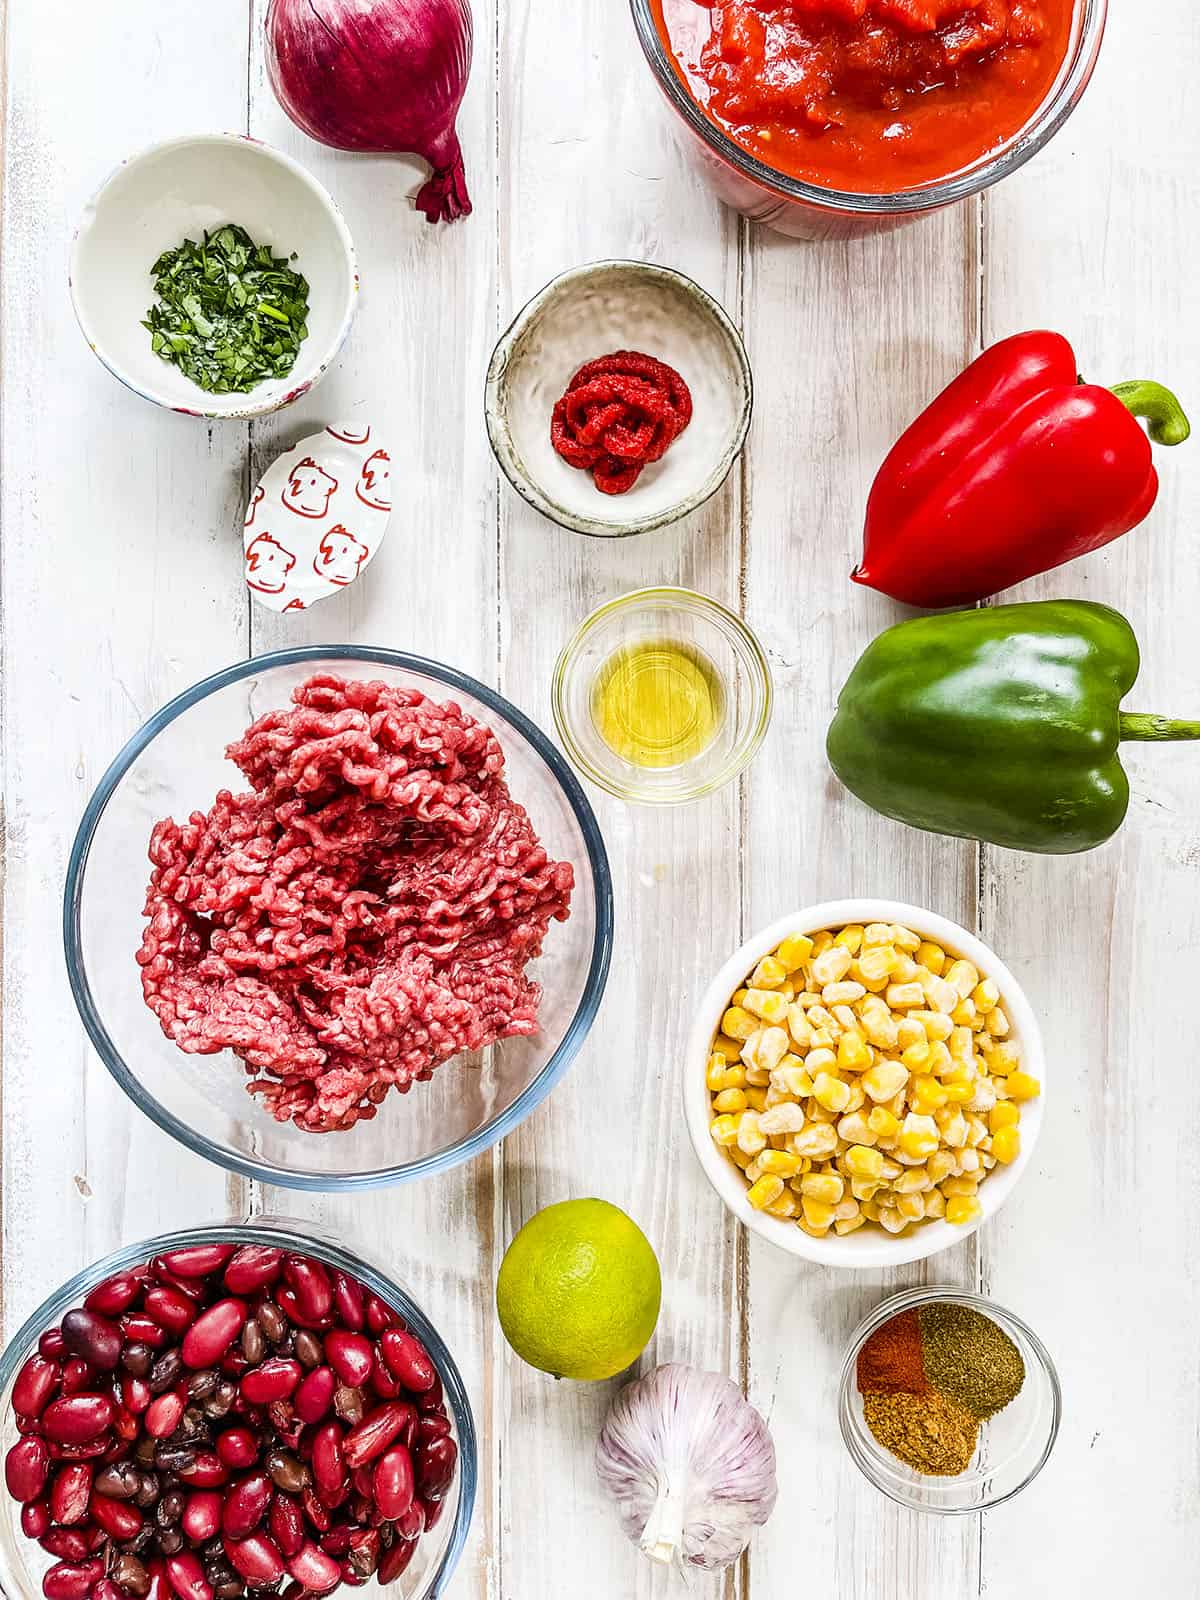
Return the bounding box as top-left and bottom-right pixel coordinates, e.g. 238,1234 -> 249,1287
496,1199 -> 662,1381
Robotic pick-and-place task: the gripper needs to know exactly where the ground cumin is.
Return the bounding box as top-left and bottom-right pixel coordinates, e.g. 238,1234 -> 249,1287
862,1390 -> 980,1477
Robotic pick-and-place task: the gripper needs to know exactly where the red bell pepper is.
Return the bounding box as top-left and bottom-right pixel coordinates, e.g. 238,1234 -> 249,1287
853,331 -> 1190,609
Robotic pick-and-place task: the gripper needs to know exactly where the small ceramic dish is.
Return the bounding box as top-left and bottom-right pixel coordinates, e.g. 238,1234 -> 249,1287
839,1286 -> 1062,1512
70,133 -> 358,419
553,586 -> 772,803
684,901 -> 1046,1269
485,260 -> 752,537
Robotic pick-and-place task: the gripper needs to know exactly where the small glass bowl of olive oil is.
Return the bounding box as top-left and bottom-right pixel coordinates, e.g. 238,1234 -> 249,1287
552,587 -> 773,803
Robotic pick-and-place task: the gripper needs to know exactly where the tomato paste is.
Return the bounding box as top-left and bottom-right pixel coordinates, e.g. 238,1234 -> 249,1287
653,0 -> 1076,193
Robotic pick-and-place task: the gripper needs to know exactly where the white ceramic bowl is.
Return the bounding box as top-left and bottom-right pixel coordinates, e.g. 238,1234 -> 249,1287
70,133 -> 358,419
485,260 -> 752,537
684,900 -> 1046,1269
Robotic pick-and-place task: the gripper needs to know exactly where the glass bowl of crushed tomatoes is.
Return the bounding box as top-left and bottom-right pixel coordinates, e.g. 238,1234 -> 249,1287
63,647 -> 613,1190
631,0 -> 1107,237
0,1221 -> 476,1600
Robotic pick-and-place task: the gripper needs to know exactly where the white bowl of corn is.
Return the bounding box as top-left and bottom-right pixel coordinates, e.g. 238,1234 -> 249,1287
685,902 -> 1046,1269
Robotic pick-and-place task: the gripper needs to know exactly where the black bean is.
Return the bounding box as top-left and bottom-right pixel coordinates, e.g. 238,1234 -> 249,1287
334,1386 -> 365,1426
187,1369 -> 220,1401
241,1320 -> 266,1366
256,1302 -> 286,1344
157,1528 -> 183,1556
294,1332 -> 322,1370
149,1349 -> 184,1395
154,1444 -> 198,1474
263,1447 -> 309,1494
202,1382 -> 237,1420
95,1461 -> 142,1499
215,1583 -> 245,1599
134,1473 -> 160,1510
134,1436 -> 159,1467
111,1554 -> 151,1598
121,1343 -> 153,1378
157,1489 -> 186,1528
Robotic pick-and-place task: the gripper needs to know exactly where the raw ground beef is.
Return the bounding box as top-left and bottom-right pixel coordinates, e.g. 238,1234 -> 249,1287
137,674 -> 575,1133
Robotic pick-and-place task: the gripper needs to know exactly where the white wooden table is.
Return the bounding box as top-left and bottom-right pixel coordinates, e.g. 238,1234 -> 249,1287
4,3 -> 1199,1595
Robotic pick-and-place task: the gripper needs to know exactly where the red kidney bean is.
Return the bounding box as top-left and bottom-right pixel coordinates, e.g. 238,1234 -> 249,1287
321,1527 -> 354,1557
372,1447 -> 414,1521
223,1247 -> 283,1297
221,1471 -> 272,1540
120,1315 -> 169,1351
268,1491 -> 305,1558
91,1492 -> 143,1539
418,1412 -> 452,1443
122,1375 -> 152,1415
300,1485 -> 331,1534
417,1371 -> 444,1412
379,1330 -> 437,1394
42,1558 -> 105,1600
364,1296 -> 397,1337
40,1328 -> 67,1358
310,1423 -> 347,1506
241,1359 -> 302,1405
144,1560 -> 170,1600
22,1498 -> 51,1538
14,1354 -> 61,1420
94,1583 -> 126,1600
294,1365 -> 336,1424
330,1273 -> 365,1334
346,1526 -> 381,1581
143,1288 -> 196,1339
377,1536 -> 418,1585
61,1310 -> 122,1373
43,1395 -> 114,1445
113,1405 -> 139,1443
40,1528 -> 97,1562
157,1245 -> 236,1279
219,1353 -> 248,1380
181,1302 -> 246,1370
50,1462 -> 93,1524
176,1452 -> 228,1489
280,1585 -> 306,1600
178,1490 -> 221,1542
323,1332 -> 373,1389
150,1269 -> 206,1303
6,1437 -> 50,1503
416,1435 -> 457,1501
215,1427 -> 258,1469
84,1273 -> 144,1318
370,1350 -> 403,1400
163,1552 -> 214,1600
351,1465 -> 373,1499
286,1543 -> 342,1594
395,1500 -> 424,1540
224,1531 -> 285,1586
283,1257 -> 333,1323
144,1388 -> 187,1439
342,1403 -> 415,1470
61,1359 -> 93,1397
275,1286 -> 331,1333
49,1438 -> 112,1463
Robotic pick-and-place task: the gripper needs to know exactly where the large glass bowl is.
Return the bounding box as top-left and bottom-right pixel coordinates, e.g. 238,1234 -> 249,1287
0,1220 -> 476,1599
64,647 -> 613,1190
630,0 -> 1108,238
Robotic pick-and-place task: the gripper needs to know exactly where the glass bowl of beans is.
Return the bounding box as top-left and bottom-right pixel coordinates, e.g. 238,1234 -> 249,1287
63,646 -> 613,1190
838,1286 -> 1061,1512
0,1221 -> 476,1600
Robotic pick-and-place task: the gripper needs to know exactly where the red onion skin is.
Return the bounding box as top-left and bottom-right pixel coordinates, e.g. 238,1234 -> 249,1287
265,0 -> 473,224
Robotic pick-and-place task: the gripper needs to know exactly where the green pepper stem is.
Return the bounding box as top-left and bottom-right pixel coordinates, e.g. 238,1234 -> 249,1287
1119,713 -> 1200,742
1110,381 -> 1191,446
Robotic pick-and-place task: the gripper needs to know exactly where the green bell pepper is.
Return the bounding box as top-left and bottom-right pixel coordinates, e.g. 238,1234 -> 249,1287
826,599 -> 1200,855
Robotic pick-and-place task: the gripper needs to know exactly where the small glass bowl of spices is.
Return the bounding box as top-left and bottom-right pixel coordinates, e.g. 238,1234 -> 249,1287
839,1286 -> 1061,1513
552,587 -> 773,803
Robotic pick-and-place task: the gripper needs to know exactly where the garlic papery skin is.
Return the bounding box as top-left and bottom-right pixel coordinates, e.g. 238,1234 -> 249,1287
595,1364 -> 778,1573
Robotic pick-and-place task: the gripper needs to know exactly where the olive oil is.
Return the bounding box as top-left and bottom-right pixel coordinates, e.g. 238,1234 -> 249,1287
591,640 -> 724,769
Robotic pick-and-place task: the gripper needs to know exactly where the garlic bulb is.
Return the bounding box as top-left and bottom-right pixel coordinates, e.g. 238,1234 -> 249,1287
595,1364 -> 777,1573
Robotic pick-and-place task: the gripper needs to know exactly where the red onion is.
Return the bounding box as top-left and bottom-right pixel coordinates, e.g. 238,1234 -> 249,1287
265,0 -> 473,225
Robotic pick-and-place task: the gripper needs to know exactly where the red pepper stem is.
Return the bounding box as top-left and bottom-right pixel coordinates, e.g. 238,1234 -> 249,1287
1110,381 -> 1191,447
1119,713 -> 1200,742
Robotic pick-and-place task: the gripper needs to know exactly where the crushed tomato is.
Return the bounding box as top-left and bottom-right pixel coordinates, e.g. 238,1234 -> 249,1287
653,0 -> 1076,193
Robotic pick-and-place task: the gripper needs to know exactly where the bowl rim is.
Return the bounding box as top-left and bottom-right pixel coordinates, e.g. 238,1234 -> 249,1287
837,1283 -> 1063,1513
629,0 -> 1108,217
683,900 -> 1046,1269
68,131 -> 360,421
62,644 -> 615,1191
0,1220 -> 477,1598
551,584 -> 774,803
484,258 -> 753,539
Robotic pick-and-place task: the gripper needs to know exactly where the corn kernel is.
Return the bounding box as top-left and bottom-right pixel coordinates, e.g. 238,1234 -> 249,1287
759,1149 -> 804,1177
845,1145 -> 884,1180
732,988 -> 749,1006
744,989 -> 788,1024
837,1110 -> 875,1146
722,1006 -> 757,1041
710,1115 -> 740,1147
862,1060 -> 909,1103
839,1031 -> 874,1074
988,1007 -> 1011,1039
824,980 -> 867,1007
707,1055 -> 743,1091
991,1126 -> 1021,1165
936,1109 -> 968,1149
796,1218 -> 831,1240
776,1063 -> 814,1100
989,1102 -> 1020,1134
915,941 -> 946,975
924,1188 -> 946,1219
801,1195 -> 837,1228
810,930 -> 835,957
859,996 -> 900,1050
894,1167 -> 933,1194
786,1005 -> 814,1050
805,1046 -> 837,1076
751,955 -> 787,989
857,945 -> 899,986
900,1038 -> 932,1073
835,1213 -> 867,1236
765,1190 -> 799,1219
949,1027 -> 975,1063
912,1010 -> 954,1042
729,1147 -> 752,1170
941,1175 -> 980,1197
744,1088 -> 768,1112
758,1103 -> 805,1136
737,1112 -> 766,1156
898,1113 -> 939,1160
776,934 -> 814,972
743,1067 -> 771,1089
973,979 -> 1000,1013
886,982 -> 924,1009
834,925 -> 864,955
911,1074 -> 950,1114
958,1148 -> 982,1174
944,958 -> 979,999
812,1072 -> 852,1114
712,1088 -> 747,1113
867,1106 -> 900,1140
891,924 -> 922,951
793,1123 -> 839,1159
859,1198 -> 882,1222
921,973 -> 959,1014
714,1035 -> 744,1061
943,1083 -> 975,1105
742,1027 -> 791,1077
746,1175 -> 785,1211
800,1172 -> 844,1205
946,1195 -> 983,1227
951,997 -> 978,1028
811,947 -> 854,988
896,1192 -> 926,1221
1004,1071 -> 1041,1102
879,1209 -> 910,1236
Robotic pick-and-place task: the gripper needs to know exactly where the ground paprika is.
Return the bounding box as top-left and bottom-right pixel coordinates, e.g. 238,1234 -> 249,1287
855,1307 -> 927,1396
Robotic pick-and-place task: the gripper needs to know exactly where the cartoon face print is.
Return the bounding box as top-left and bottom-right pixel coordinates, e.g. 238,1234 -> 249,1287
244,484 -> 265,528
313,525 -> 370,588
245,532 -> 297,595
356,450 -> 391,512
326,424 -> 371,446
282,457 -> 338,519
